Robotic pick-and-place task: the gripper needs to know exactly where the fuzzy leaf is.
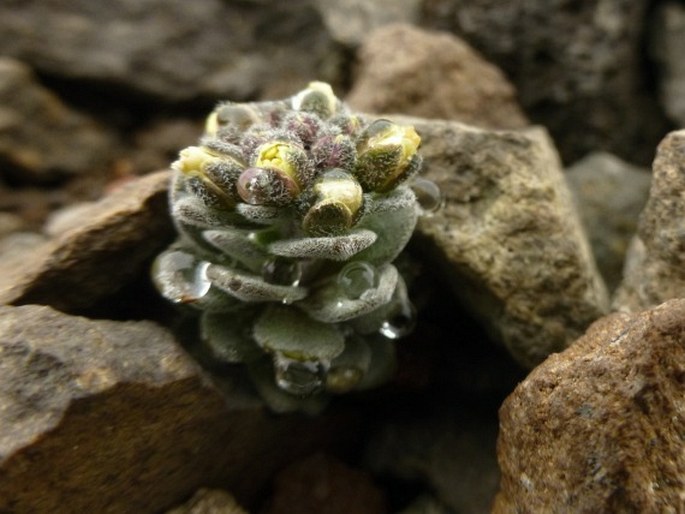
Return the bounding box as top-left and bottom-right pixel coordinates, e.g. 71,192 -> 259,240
203,228 -> 268,272
235,202 -> 288,224
325,337 -> 372,394
172,194 -> 244,229
297,264 -> 399,323
207,264 -> 308,303
268,229 -> 377,261
201,311 -> 262,363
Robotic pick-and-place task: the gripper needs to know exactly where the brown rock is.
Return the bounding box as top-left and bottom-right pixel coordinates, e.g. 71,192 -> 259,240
394,115 -> 608,367
0,305 -> 360,513
494,299 -> 685,513
0,58 -> 117,183
347,24 -> 528,130
0,170 -> 174,312
263,453 -> 387,514
167,489 -> 248,514
613,130 -> 685,312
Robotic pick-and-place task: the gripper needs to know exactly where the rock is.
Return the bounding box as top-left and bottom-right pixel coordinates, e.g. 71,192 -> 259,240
263,453 -> 386,514
565,152 -> 651,292
650,2 -> 685,127
0,305 -> 360,513
166,489 -> 248,514
0,171 -> 174,312
397,115 -> 608,367
422,0 -> 669,164
613,130 -> 685,312
494,298 -> 685,513
315,0 -> 421,47
366,417 -> 499,514
129,119 -> 203,176
348,25 -> 528,130
0,58 -> 117,183
0,1 -> 339,102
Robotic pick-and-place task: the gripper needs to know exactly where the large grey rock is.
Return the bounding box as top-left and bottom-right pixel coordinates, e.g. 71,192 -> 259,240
566,152 -> 651,292
422,0 -> 669,164
401,116 -> 609,367
0,305 -> 359,513
613,130 -> 685,312
650,2 -> 685,127
0,171 -> 174,312
494,299 -> 685,513
0,0 -> 338,102
348,24 -> 528,130
315,0 -> 421,47
0,58 -> 117,183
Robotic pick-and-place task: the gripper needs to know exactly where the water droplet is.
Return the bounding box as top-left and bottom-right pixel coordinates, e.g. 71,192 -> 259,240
337,261 -> 378,299
152,250 -> 211,303
326,366 -> 364,394
411,178 -> 442,215
273,353 -> 325,396
379,299 -> 417,340
262,257 -> 302,287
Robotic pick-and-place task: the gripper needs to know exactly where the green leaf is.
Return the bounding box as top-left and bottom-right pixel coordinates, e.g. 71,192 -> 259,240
268,229 -> 377,261
201,311 -> 262,363
207,264 -> 308,303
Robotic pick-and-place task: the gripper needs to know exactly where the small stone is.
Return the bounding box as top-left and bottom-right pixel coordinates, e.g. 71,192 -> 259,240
0,57 -> 117,183
566,152 -> 651,292
613,130 -> 685,312
494,299 -> 685,513
166,489 -> 248,514
263,453 -> 386,514
0,171 -> 174,312
347,24 -> 528,130
395,115 -> 608,367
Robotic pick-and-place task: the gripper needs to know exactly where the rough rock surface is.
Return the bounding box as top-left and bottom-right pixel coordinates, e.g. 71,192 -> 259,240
422,0 -> 669,164
494,299 -> 685,513
366,417 -> 499,514
0,0 -> 338,102
0,171 -> 174,312
566,152 -> 651,292
0,305 -> 359,514
166,489 -> 248,514
348,25 -> 528,130
0,58 -> 116,183
315,0 -> 421,47
613,130 -> 685,312
263,453 -> 386,514
397,115 -> 608,367
650,2 -> 685,127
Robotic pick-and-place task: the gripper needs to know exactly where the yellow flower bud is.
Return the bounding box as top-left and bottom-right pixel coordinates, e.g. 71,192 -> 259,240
303,170 -> 364,236
254,141 -> 311,188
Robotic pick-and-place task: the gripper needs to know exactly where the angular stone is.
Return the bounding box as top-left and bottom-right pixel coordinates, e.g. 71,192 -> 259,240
166,489 -> 248,514
315,0 -> 421,47
0,305 -> 359,513
0,58 -> 117,183
0,171 -> 174,312
348,25 -> 528,130
650,2 -> 685,127
398,116 -> 608,367
263,453 -> 386,514
566,152 -> 651,292
0,1 -> 338,102
494,299 -> 685,513
422,0 -> 669,164
613,130 -> 685,312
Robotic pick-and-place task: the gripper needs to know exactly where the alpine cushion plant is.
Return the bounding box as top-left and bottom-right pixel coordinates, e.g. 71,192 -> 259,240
152,82 -> 433,412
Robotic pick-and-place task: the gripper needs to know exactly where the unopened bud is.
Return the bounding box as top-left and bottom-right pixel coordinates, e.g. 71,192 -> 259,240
302,170 -> 363,236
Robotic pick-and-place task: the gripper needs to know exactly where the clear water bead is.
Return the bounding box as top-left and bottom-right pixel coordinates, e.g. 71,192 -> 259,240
273,353 -> 326,396
337,261 -> 379,299
379,299 -> 417,340
262,257 -> 302,287
152,250 -> 211,303
411,178 -> 442,215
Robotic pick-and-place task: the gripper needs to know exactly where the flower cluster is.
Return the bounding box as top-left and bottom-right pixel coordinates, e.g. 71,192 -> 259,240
152,82 -> 429,412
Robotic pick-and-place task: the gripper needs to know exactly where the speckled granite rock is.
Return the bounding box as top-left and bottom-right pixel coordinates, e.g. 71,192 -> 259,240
566,152 -> 651,292
166,489 -> 248,514
650,2 -> 685,127
0,305 -> 359,514
0,0 -> 338,102
494,298 -> 685,513
422,0 -> 669,164
0,171 -> 173,312
348,25 -> 528,130
613,130 -> 685,312
0,58 -> 117,183
395,116 -> 608,367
